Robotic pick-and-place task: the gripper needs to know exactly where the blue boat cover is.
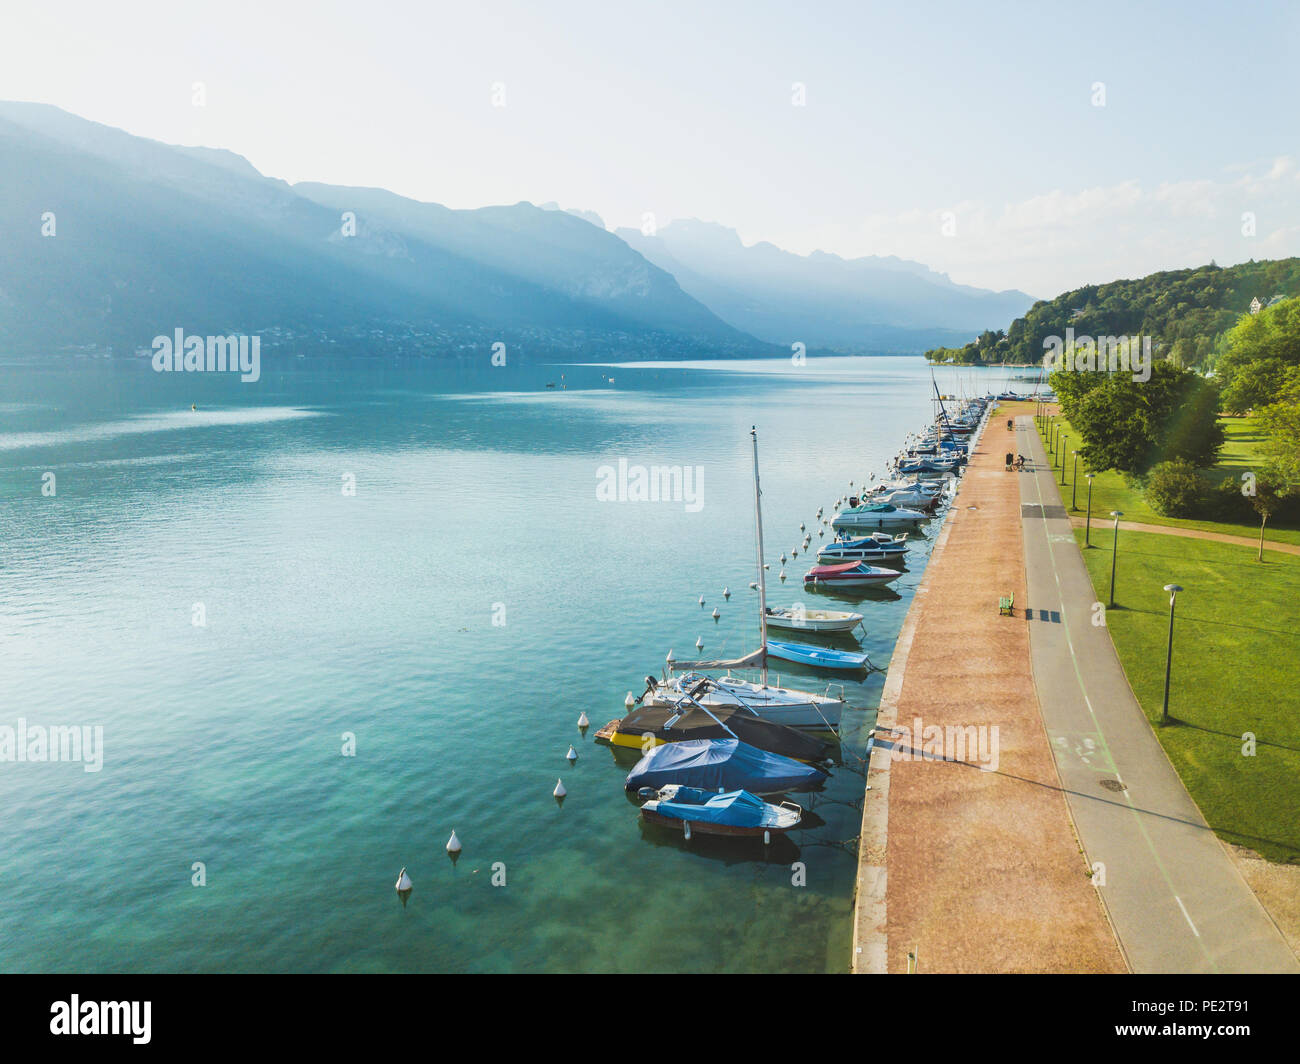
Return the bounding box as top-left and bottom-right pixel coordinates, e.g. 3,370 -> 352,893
651,788 -> 784,828
836,537 -> 904,551
625,738 -> 825,794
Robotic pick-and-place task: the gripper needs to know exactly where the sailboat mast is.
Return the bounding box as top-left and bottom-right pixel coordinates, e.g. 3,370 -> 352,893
751,426 -> 769,685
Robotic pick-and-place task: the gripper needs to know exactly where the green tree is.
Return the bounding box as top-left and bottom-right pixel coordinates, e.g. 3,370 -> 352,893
1218,298 -> 1300,412
1257,365 -> 1300,492
1052,361 -> 1221,474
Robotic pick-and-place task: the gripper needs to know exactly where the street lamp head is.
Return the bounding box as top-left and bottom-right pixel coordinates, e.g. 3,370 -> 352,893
1086,472 -> 1095,480
1110,510 -> 1123,518
1164,584 -> 1183,593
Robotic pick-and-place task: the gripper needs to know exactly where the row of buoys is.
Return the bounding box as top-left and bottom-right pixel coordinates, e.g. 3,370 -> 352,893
396,751 -> 577,902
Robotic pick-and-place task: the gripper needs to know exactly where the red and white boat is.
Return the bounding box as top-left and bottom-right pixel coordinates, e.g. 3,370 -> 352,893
803,561 -> 901,588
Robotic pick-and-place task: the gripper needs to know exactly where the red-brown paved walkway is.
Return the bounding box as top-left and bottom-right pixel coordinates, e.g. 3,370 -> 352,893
856,418 -> 1123,973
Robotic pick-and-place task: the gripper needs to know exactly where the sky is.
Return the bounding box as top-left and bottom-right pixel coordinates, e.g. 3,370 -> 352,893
4,0 -> 1298,297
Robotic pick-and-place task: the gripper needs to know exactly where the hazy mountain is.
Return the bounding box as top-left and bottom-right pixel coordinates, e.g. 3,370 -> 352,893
0,102 -> 757,359
292,184 -> 724,339
616,218 -> 1037,353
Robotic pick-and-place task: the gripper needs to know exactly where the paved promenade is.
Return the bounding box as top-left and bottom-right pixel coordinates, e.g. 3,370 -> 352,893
852,418 -> 1122,973
1018,415 -> 1299,973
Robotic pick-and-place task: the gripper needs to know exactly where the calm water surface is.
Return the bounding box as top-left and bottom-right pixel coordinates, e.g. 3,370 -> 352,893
0,355 -> 1019,973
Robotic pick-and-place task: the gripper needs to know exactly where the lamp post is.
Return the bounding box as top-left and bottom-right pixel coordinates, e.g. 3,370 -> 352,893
1071,450 -> 1080,509
1161,584 -> 1183,725
1108,511 -> 1123,607
1060,434 -> 1068,483
1085,473 -> 1095,545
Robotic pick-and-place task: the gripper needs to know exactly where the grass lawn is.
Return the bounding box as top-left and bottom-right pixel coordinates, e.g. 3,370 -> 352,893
1020,407 -> 1300,547
1074,528 -> 1300,863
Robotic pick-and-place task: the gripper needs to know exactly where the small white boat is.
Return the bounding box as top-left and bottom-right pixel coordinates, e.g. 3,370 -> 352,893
865,486 -> 941,509
763,606 -> 863,633
804,562 -> 902,588
831,502 -> 929,531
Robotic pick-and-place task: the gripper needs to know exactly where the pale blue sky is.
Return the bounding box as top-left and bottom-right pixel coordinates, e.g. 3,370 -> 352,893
4,0 -> 1297,294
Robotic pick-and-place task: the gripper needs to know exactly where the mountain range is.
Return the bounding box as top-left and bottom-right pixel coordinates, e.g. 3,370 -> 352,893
0,101 -> 1032,361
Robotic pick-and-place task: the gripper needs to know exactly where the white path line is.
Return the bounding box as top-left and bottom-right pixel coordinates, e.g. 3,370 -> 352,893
1175,896 -> 1201,938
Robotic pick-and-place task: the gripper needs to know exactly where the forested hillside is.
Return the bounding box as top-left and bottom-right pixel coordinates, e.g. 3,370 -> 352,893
926,259 -> 1300,368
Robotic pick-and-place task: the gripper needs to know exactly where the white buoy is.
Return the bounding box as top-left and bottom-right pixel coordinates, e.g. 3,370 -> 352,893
791,548 -> 798,557
577,711 -> 590,728
779,570 -> 787,582
749,581 -> 758,590
396,867 -> 412,893
780,552 -> 787,563
695,636 -> 703,649
446,830 -> 462,854
625,691 -> 636,708
698,595 -> 705,607
723,587 -> 731,599
666,648 -> 675,661
819,528 -> 824,537
554,779 -> 567,798
800,522 -> 806,532
566,745 -> 578,762
711,607 -> 720,619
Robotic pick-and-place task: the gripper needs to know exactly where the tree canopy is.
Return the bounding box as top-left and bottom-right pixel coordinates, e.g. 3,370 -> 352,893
1217,297 -> 1300,412
924,258 -> 1300,369
1050,361 -> 1224,474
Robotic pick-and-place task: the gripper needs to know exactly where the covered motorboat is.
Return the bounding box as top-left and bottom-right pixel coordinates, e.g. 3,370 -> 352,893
595,700 -> 835,762
624,737 -> 827,795
637,785 -> 803,838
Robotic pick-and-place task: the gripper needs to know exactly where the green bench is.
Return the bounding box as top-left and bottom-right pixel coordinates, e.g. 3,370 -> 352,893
998,593 -> 1014,616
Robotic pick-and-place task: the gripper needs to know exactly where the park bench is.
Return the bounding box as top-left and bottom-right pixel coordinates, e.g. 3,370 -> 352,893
998,593 -> 1014,616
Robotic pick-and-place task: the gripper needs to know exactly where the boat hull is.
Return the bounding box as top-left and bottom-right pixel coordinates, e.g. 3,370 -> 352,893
765,639 -> 869,671
644,685 -> 843,729
763,608 -> 863,633
639,808 -> 795,837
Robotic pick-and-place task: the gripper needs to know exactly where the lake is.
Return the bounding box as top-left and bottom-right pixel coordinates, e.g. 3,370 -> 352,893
0,355 -> 1023,973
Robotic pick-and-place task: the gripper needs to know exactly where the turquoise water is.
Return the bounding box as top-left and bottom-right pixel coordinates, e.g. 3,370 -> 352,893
0,355 -> 1013,973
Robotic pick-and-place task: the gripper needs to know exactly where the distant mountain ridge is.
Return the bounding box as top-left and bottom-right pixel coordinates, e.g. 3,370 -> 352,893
0,101 -> 757,360
616,218 -> 1037,354
0,101 -> 1031,361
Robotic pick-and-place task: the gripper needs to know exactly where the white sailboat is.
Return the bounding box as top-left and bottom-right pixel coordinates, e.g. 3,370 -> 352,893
642,427 -> 845,731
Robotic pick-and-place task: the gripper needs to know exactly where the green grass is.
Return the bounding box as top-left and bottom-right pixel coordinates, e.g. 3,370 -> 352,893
1028,411 -> 1300,546
1074,528 -> 1300,863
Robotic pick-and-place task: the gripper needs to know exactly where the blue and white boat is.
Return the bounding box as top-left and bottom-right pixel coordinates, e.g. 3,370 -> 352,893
624,738 -> 827,795
817,532 -> 909,564
765,638 -> 871,671
637,785 -> 803,838
831,502 -> 928,531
